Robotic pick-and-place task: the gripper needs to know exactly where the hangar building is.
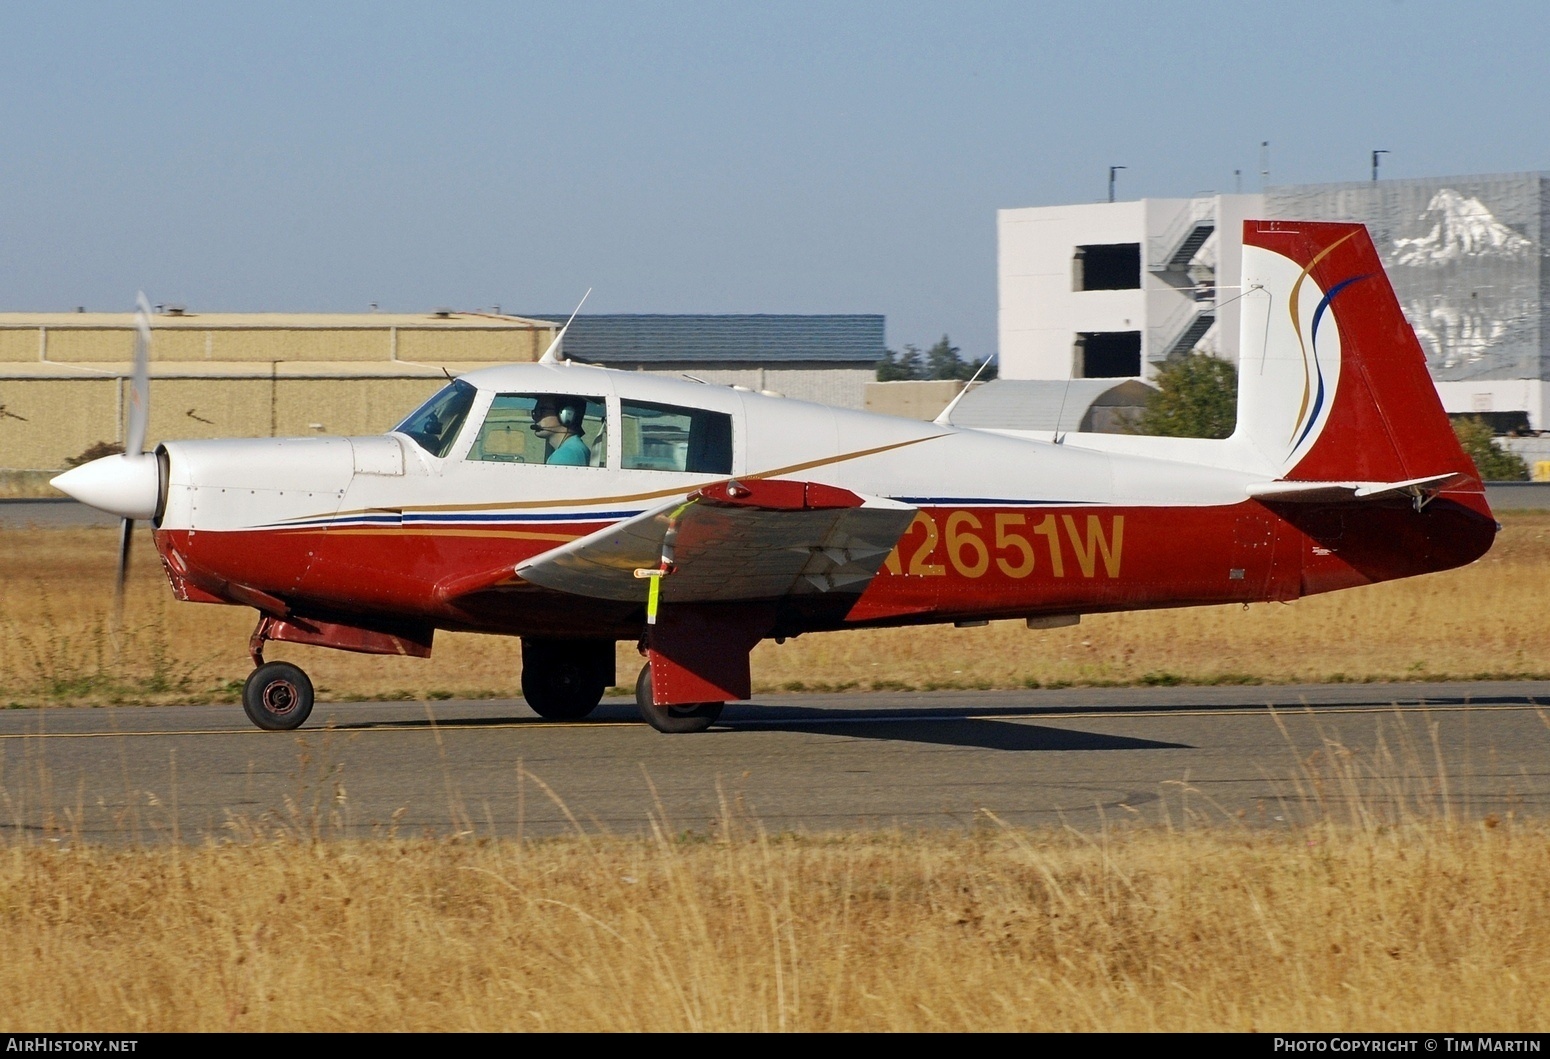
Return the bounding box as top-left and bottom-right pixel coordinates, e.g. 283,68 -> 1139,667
521,313 -> 882,410
0,310 -> 556,486
0,309 -> 884,490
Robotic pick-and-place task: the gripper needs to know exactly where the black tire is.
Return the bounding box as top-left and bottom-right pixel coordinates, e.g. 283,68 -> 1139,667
242,661 -> 314,731
521,644 -> 607,720
635,663 -> 723,734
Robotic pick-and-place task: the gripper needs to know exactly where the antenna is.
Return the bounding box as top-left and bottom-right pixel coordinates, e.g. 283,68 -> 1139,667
1371,149 -> 1389,182
1108,165 -> 1126,203
538,288 -> 593,365
932,353 -> 997,427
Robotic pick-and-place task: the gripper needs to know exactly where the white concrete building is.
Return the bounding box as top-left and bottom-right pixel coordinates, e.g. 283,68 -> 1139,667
998,195 -> 1262,381
999,173 -> 1550,430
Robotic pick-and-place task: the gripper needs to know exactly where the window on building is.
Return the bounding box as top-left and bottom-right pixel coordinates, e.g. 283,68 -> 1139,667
1073,244 -> 1141,291
1075,332 -> 1142,378
620,400 -> 733,473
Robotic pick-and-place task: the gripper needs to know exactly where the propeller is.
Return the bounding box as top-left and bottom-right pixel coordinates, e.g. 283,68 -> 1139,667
114,294 -> 154,620
50,294 -> 158,634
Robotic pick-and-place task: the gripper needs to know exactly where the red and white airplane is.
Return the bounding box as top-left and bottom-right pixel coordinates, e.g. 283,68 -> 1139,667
54,221 -> 1498,732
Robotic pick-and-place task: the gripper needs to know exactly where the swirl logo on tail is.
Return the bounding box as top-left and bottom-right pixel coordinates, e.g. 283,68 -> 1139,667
1285,230 -> 1366,455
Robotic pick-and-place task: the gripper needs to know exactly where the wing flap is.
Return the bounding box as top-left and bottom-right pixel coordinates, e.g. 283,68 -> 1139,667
513,479 -> 916,605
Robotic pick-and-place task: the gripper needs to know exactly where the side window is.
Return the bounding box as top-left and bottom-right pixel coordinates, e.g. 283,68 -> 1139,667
620,400 -> 732,474
467,394 -> 607,467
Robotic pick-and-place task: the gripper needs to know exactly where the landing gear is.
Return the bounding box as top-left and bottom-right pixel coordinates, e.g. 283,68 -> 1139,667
520,639 -> 612,721
243,614 -> 314,731
635,663 -> 723,734
242,661 -> 315,731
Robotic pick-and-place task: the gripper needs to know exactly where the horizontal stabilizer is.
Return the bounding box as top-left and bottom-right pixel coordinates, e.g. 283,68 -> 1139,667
515,479 -> 917,604
1247,472 -> 1470,505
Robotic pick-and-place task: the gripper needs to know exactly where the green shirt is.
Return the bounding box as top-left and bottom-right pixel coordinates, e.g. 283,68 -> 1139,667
547,435 -> 590,466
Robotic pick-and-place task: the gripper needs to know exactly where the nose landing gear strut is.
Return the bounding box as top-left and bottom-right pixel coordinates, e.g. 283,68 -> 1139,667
242,614 -> 315,731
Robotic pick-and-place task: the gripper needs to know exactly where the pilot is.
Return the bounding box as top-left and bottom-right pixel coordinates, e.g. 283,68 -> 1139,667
531,395 -> 591,466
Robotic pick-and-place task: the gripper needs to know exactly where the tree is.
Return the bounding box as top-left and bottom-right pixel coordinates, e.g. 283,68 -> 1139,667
1127,353 -> 1237,439
875,335 -> 997,382
925,336 -> 965,380
875,343 -> 924,381
1452,416 -> 1529,481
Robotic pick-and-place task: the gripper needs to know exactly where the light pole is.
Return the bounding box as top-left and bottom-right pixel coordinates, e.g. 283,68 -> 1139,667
1371,149 -> 1389,182
1108,165 -> 1126,203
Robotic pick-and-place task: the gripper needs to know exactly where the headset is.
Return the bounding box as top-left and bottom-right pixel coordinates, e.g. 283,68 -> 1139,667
557,399 -> 583,430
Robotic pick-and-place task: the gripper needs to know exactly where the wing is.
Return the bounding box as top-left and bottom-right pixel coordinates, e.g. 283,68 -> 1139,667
513,479 -> 917,605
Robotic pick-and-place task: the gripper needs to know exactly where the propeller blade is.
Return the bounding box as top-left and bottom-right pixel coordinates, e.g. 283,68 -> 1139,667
126,293 -> 152,456
114,516 -> 134,633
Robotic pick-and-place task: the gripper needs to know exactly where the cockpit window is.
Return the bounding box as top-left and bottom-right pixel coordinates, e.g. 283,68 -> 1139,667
394,379 -> 477,457
467,394 -> 607,467
620,400 -> 732,473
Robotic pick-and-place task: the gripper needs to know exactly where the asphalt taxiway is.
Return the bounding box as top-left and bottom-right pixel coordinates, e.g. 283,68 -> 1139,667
2,681 -> 1546,844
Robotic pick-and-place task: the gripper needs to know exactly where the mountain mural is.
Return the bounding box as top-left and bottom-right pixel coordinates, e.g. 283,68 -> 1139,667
1392,189 -> 1535,266
1267,175 -> 1545,382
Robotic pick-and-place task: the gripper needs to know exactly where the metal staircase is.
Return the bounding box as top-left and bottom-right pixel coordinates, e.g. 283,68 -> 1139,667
1148,286 -> 1217,362
1145,200 -> 1218,360
1162,311 -> 1216,359
1148,200 -> 1216,274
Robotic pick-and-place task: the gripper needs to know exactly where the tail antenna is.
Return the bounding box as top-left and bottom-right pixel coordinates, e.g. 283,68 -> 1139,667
538,288 -> 593,365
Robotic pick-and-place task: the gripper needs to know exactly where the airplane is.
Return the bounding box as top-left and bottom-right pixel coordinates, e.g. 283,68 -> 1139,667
52,221 -> 1498,733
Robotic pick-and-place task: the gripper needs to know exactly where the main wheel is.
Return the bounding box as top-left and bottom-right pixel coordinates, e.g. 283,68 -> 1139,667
242,661 -> 314,731
521,644 -> 608,720
635,663 -> 723,734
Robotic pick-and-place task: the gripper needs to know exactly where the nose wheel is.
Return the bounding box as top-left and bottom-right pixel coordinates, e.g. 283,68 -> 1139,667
242,661 -> 315,731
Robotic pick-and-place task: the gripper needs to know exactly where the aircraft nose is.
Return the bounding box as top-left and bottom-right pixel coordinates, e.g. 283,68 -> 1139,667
50,452 -> 160,521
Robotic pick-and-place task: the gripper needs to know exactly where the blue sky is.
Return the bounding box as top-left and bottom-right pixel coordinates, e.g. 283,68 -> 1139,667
2,1 -> 1546,360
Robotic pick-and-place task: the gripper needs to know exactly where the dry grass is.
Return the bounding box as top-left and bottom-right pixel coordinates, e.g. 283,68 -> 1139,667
5,521 -> 1550,1031
3,513 -> 1550,706
1,807 -> 1546,1031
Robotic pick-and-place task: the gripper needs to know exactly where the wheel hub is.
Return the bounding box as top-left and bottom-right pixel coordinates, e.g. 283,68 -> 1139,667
261,680 -> 299,714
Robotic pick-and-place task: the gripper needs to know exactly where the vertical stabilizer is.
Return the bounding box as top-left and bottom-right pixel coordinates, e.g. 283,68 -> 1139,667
1233,221 -> 1478,486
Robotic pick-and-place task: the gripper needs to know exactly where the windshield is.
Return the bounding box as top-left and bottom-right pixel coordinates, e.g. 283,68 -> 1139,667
394,379 -> 477,457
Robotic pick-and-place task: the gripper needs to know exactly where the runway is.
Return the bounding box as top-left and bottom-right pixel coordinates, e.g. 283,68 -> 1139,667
2,681 -> 1547,844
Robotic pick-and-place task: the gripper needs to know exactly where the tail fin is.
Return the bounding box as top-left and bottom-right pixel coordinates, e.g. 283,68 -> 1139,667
1233,220 -> 1480,487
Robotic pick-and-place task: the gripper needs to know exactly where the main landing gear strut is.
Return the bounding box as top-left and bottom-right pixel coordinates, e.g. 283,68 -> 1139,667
242,615 -> 314,731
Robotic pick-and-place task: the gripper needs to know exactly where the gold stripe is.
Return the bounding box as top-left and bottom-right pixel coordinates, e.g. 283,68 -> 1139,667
308,434 -> 946,522
1286,229 -> 1360,444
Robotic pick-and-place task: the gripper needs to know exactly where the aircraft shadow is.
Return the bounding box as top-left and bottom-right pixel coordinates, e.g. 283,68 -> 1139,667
317,687 -> 1542,749
323,704 -> 642,732
723,707 -> 1190,752
322,704 -> 1188,751
732,717 -> 1188,752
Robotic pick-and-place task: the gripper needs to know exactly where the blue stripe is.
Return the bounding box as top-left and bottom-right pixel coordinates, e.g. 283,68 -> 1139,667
270,510 -> 642,531
1293,274 -> 1367,452
402,509 -> 643,523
